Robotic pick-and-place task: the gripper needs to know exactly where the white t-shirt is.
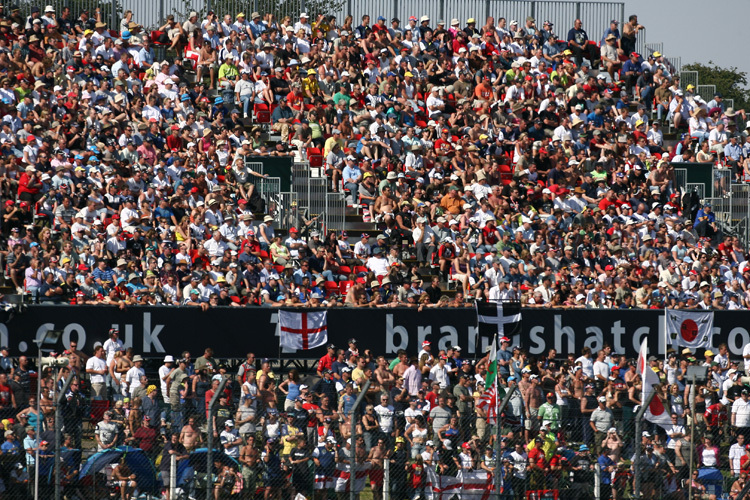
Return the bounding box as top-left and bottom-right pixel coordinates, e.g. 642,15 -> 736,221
732,398 -> 750,428
102,338 -> 124,365
125,366 -> 145,396
158,364 -> 172,402
743,343 -> 750,374
575,355 -> 594,379
86,356 -> 107,384
730,442 -> 745,475
374,404 -> 394,432
593,360 -> 610,381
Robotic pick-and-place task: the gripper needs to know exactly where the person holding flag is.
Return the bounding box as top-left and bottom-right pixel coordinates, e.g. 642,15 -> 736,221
477,337 -> 502,426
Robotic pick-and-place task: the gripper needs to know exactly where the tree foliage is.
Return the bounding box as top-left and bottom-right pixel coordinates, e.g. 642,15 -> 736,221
683,61 -> 750,110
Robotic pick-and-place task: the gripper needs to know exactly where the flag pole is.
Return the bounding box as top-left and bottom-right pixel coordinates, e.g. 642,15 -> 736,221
663,307 -> 668,364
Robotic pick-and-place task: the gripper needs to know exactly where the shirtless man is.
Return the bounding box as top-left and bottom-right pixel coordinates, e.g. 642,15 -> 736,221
368,438 -> 388,500
240,435 -> 260,494
179,416 -> 202,452
523,374 -> 544,442
344,280 -> 367,307
373,185 -> 397,216
374,356 -> 395,392
392,351 -> 410,378
66,339 -> 89,372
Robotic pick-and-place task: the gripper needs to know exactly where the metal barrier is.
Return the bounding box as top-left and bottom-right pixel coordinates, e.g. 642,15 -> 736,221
697,84 -> 716,100
257,176 -> 281,208
665,56 -> 682,76
644,42 -> 663,57
292,161 -> 311,211
687,182 -> 705,201
674,167 -> 688,195
245,161 -> 264,176
38,0 -> 625,44
309,177 -> 327,219
680,70 -> 699,91
325,192 -> 346,233
712,167 -> 731,198
731,184 -> 750,248
269,191 -> 299,230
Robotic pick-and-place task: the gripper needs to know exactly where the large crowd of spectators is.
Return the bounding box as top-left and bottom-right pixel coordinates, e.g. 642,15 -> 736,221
1,4 -> 749,314
0,329 -> 748,500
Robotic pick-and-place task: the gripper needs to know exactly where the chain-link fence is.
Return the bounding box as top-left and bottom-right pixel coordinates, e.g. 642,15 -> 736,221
7,361 -> 748,500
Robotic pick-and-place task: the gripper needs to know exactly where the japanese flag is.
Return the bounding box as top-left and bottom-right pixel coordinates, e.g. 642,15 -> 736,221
279,310 -> 328,350
637,339 -> 672,429
665,309 -> 714,350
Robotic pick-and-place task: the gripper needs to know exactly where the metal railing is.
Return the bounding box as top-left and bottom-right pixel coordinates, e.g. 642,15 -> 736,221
33,0 -> 625,44
325,192 -> 346,233
665,56 -> 682,76
674,167 -> 688,196
687,182 -> 705,201
257,176 -> 281,209
725,98 -> 735,110
680,70 -> 699,91
292,161 -> 311,211
730,184 -> 750,248
309,177 -> 327,219
697,84 -> 716,100
245,161 -> 264,176
712,167 -> 731,198
644,42 -> 663,57
270,191 -> 299,230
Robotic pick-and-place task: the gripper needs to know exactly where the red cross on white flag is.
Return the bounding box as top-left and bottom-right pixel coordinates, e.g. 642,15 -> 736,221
279,310 -> 328,350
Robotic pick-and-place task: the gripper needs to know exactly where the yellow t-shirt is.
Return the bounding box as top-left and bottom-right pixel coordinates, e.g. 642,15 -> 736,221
282,424 -> 301,455
302,77 -> 319,96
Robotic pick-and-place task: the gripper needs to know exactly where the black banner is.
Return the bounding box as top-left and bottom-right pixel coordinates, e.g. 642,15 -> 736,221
1,306 -> 749,360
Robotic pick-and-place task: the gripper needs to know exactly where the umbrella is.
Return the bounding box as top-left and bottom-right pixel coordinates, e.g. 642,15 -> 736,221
79,446 -> 159,494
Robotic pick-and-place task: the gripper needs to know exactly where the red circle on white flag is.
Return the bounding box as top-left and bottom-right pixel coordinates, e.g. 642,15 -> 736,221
681,319 -> 698,343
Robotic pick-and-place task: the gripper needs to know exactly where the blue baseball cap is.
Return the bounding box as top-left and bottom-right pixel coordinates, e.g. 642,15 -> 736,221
181,94 -> 190,101
121,30 -> 131,40
579,445 -> 589,451
214,97 -> 223,104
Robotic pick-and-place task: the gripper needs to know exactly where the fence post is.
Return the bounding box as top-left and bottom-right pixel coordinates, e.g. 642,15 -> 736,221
575,2 -> 581,21
439,0 -> 445,26
159,0 -> 164,25
170,454 -> 177,500
55,375 -> 74,500
633,390 -> 656,499
206,377 -> 228,500
485,0 -> 490,28
688,374 -> 696,500
495,387 -> 518,500
594,462 -> 600,500
383,457 -> 390,500
349,380 -> 370,500
392,0 -> 398,23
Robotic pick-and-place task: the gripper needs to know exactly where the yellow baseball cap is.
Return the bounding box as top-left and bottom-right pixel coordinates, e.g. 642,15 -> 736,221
686,84 -> 695,91
236,12 -> 245,18
653,51 -> 661,57
307,69 -> 317,75
563,49 -> 572,56
404,72 -> 413,77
